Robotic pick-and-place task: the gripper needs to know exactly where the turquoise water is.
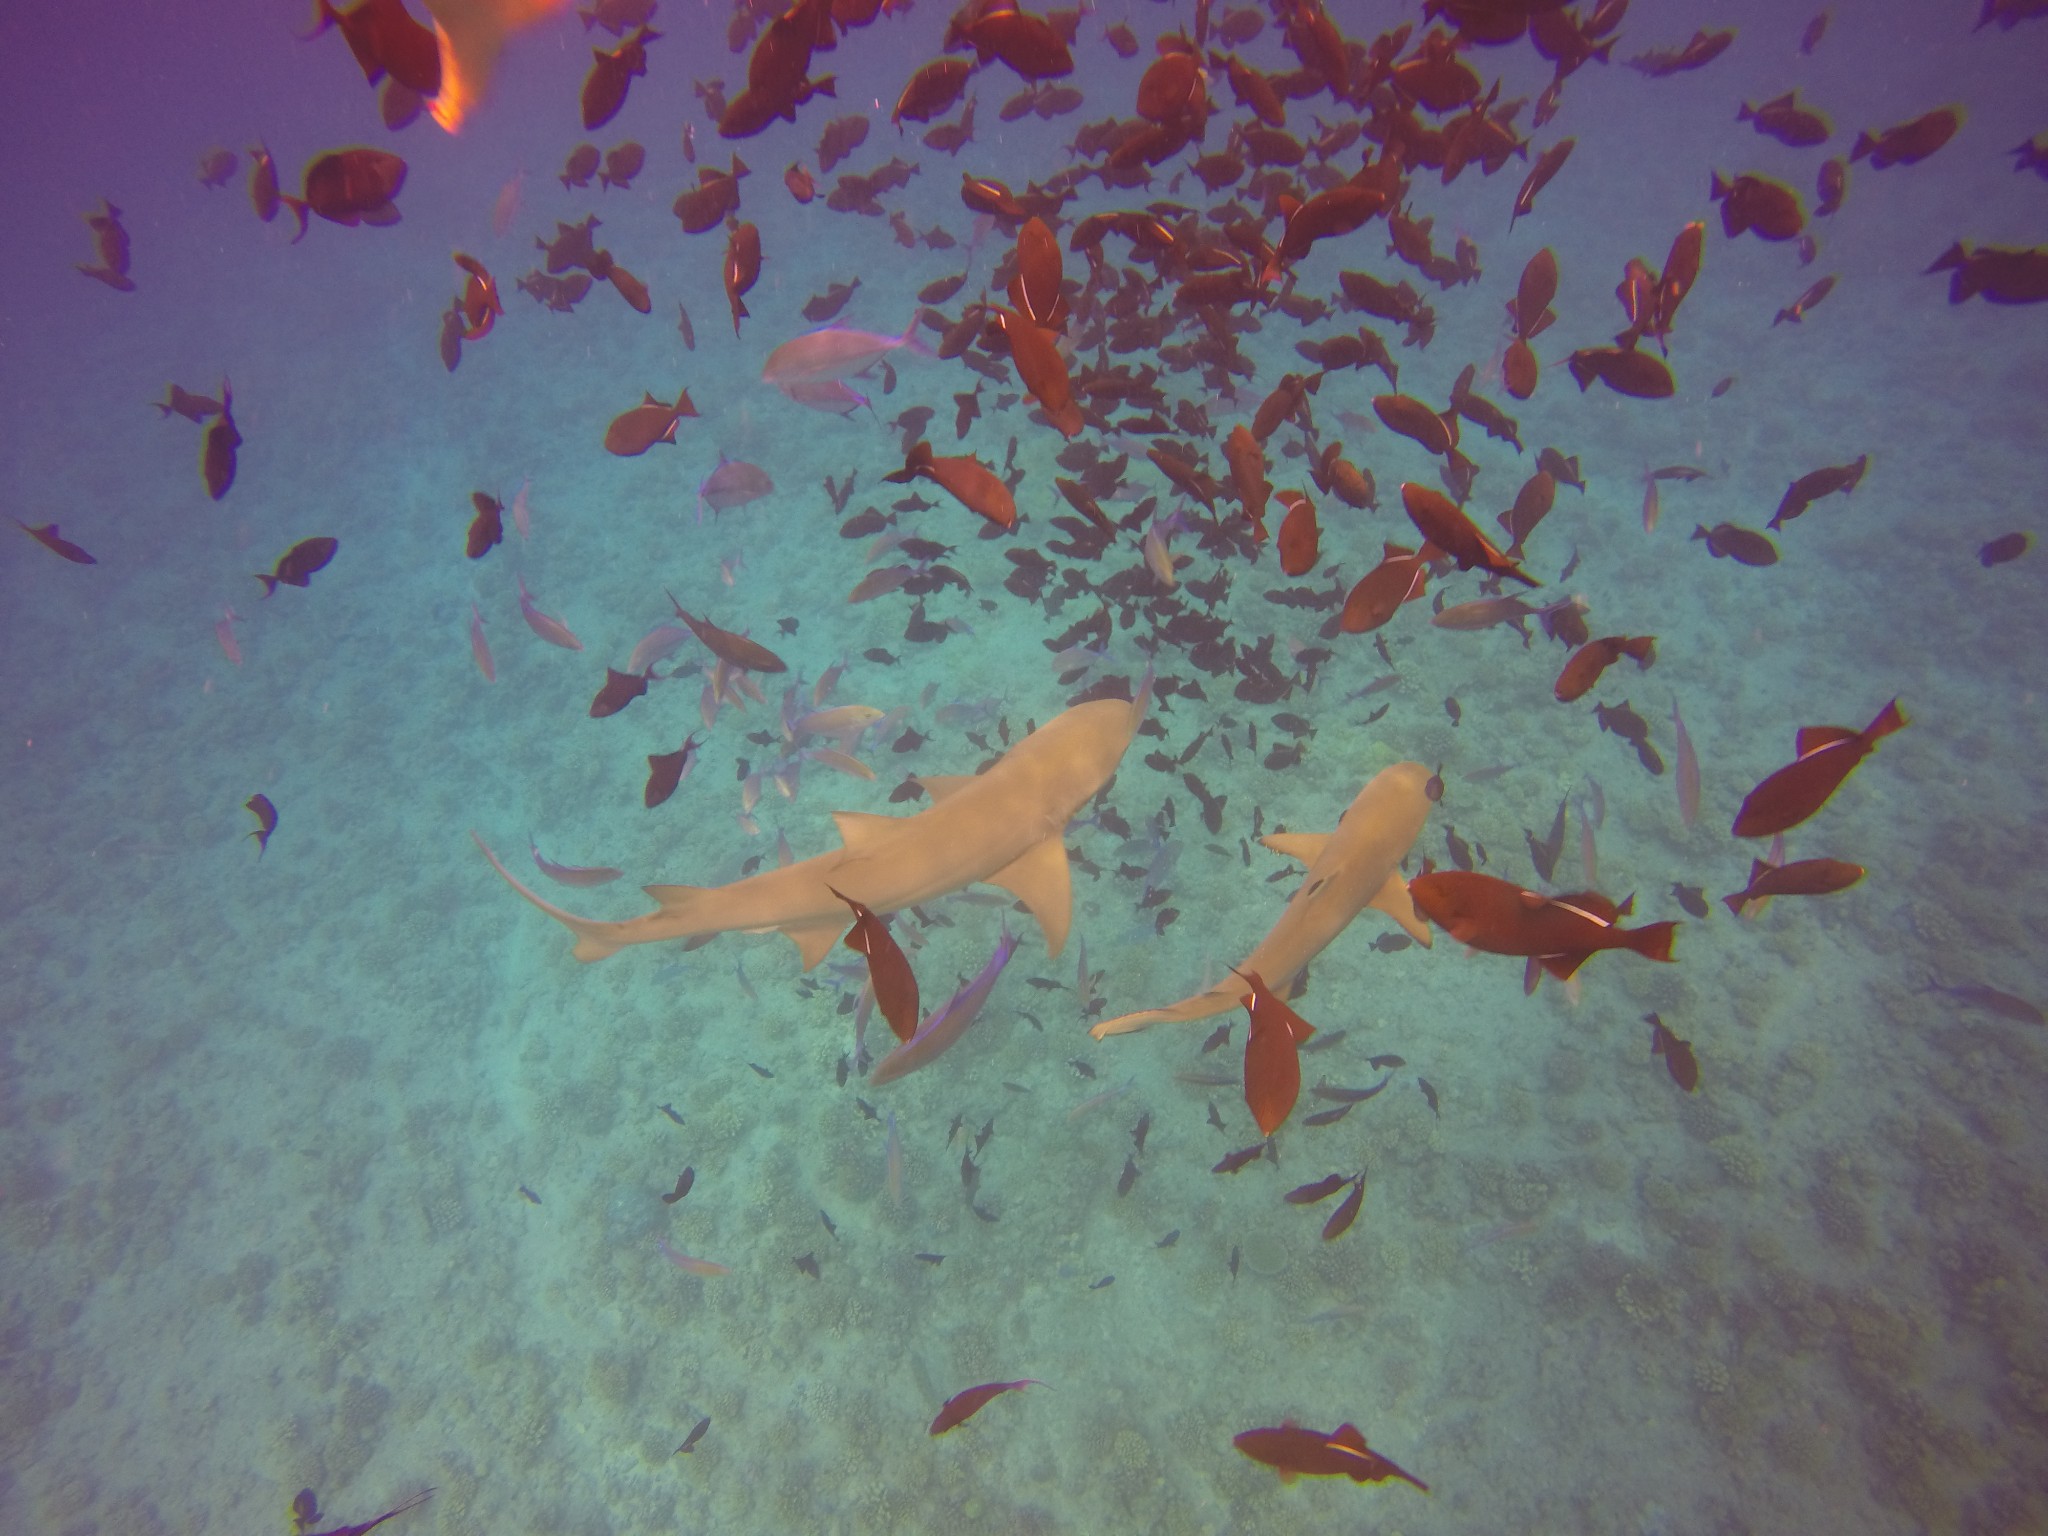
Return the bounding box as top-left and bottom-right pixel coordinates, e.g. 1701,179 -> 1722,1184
3,2 -> 2046,1532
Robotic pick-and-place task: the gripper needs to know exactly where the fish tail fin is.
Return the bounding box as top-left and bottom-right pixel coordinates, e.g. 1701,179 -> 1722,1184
255,573 -> 280,598
298,0 -> 338,41
899,310 -> 937,357
1722,891 -> 1751,917
1866,697 -> 1908,741
281,195 -> 311,243
1627,920 -> 1679,963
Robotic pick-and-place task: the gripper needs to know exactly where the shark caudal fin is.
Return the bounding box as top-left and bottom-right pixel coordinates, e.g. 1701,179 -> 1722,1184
472,831 -> 627,961
422,0 -> 571,132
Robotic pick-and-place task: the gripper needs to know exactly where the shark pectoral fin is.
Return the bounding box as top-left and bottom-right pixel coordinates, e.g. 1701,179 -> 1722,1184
985,835 -> 1074,959
782,918 -> 847,970
830,810 -> 899,849
913,774 -> 976,802
1259,831 -> 1330,864
1370,871 -> 1434,946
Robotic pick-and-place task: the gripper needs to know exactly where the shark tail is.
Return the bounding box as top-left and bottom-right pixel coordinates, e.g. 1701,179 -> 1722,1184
473,831 -> 627,960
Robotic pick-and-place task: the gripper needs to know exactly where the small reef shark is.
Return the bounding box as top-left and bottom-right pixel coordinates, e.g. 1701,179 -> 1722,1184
476,676 -> 1151,967
1089,760 -> 1436,1038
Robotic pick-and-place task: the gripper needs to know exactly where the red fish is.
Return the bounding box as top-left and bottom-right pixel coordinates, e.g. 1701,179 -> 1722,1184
1722,856 -> 1865,916
256,536 -> 338,596
245,793 -> 279,856
1646,1013 -> 1699,1092
17,521 -> 96,565
667,601 -> 788,673
1409,870 -> 1678,982
832,889 -> 919,1043
1339,542 -> 1433,633
1233,1421 -> 1429,1490
724,220 -> 762,334
1400,484 -> 1537,587
1708,171 -> 1804,242
1554,636 -> 1655,703
283,148 -> 407,240
589,666 -> 650,718
202,378 -> 242,500
1235,967 -> 1314,1136
1924,242 -> 2048,306
604,389 -> 697,455
582,24 -> 657,131
465,491 -> 503,558
1730,698 -> 1906,837
1852,105 -> 1962,168
884,441 -> 1015,530
1275,491 -> 1319,576
929,1379 -> 1043,1435
1739,91 -> 1831,148
645,734 -> 702,808
453,251 -> 503,339
305,0 -> 441,95
1565,346 -> 1674,399
893,58 -> 973,124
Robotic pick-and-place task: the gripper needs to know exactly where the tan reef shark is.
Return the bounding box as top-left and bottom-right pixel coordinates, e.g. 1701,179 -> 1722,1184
476,677 -> 1150,966
1089,760 -> 1436,1038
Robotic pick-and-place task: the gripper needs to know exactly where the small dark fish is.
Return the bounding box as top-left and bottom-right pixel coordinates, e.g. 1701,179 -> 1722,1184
1200,1022 -> 1233,1054
1286,1173 -> 1349,1204
589,666 -> 650,718
660,1168 -> 695,1205
657,1103 -> 685,1125
795,1252 -> 821,1278
300,1488 -> 434,1535
202,379 -> 241,500
466,492 -> 504,559
1979,531 -> 2032,568
256,536 -> 338,596
747,1062 -> 774,1079
820,1209 -> 838,1239
675,1416 -> 711,1455
1302,1104 -> 1353,1127
1671,883 -> 1710,919
1418,1079 -> 1440,1117
245,793 -> 278,855
1321,1174 -> 1366,1241
1206,1101 -> 1227,1131
645,734 -> 702,808
518,1184 -> 542,1205
677,302 -> 696,349
1089,1274 -> 1115,1290
1228,1244 -> 1241,1280
1213,1141 -> 1266,1174
1132,1111 -> 1152,1156
1067,1056 -> 1097,1079
1445,696 -> 1461,726
1312,1073 -> 1394,1104
1923,976 -> 2044,1026
855,1097 -> 879,1121
1156,1229 -> 1180,1248
1116,1155 -> 1140,1196
1646,1013 -> 1700,1092
1368,1054 -> 1405,1069
915,1251 -> 945,1264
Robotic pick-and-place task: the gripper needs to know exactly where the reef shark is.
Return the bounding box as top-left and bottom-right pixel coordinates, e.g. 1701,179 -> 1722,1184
476,677 -> 1150,966
1090,760 -> 1436,1038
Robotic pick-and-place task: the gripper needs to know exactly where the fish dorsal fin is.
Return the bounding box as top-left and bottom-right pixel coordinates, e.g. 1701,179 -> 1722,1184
1795,724 -> 1857,757
915,774 -> 976,802
1331,1424 -> 1370,1453
831,810 -> 898,849
782,917 -> 847,970
1368,871 -> 1433,946
984,835 -> 1074,959
1259,831 -> 1328,864
641,391 -> 661,405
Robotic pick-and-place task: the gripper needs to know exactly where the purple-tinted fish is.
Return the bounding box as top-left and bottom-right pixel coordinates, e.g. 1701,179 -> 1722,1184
528,836 -> 623,886
696,455 -> 775,518
871,922 -> 1020,1085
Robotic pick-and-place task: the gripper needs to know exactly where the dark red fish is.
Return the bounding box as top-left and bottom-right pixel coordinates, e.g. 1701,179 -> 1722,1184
929,1379 -> 1043,1435
1691,522 -> 1778,566
1233,1421 -> 1428,1490
1235,966 -> 1314,1137
1409,870 -> 1678,982
1979,531 -> 2032,567
245,793 -> 278,856
285,148 -> 407,240
1924,242 -> 2048,306
645,734 -> 701,808
305,0 -> 441,95
1731,698 -> 1907,838
17,521 -> 96,565
154,383 -> 221,422
884,441 -> 1015,530
1852,105 -> 1963,168
301,1488 -> 434,1536
1554,636 -> 1655,703
583,25 -> 657,131
465,492 -> 503,558
454,252 -> 503,339
894,58 -> 973,124
667,602 -> 788,673
1401,483 -> 1537,587
1722,856 -> 1865,916
589,666 -> 651,718
1709,171 -> 1804,242
832,888 -> 920,1043
724,221 -> 762,334
604,389 -> 697,455
256,536 -> 338,596
1646,1013 -> 1698,1091
1339,542 -> 1434,633
1566,346 -> 1674,399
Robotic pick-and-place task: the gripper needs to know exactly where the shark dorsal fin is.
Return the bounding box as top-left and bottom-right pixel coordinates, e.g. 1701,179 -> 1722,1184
1259,831 -> 1330,864
831,810 -> 898,848
915,774 -> 976,802
1368,870 -> 1433,946
984,835 -> 1074,959
783,917 -> 847,970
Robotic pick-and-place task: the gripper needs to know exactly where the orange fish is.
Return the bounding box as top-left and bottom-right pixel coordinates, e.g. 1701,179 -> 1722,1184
1852,105 -> 1962,168
1566,345 -> 1674,399
1722,857 -> 1865,916
1339,542 -> 1433,633
724,220 -> 761,334
1223,424 -> 1271,536
884,441 -> 1015,530
603,388 -> 696,455
1554,636 -> 1655,703
1400,483 -> 1537,587
453,251 -> 503,339
1275,490 -> 1319,576
1233,967 -> 1314,1137
993,306 -> 1083,437
667,600 -> 788,673
1646,1013 -> 1699,1091
832,889 -> 920,1043
1233,1422 -> 1429,1491
1408,870 -> 1678,982
1730,698 -> 1906,838
1372,393 -> 1454,456
582,23 -> 656,131
893,58 -> 973,124
929,1379 -> 1042,1436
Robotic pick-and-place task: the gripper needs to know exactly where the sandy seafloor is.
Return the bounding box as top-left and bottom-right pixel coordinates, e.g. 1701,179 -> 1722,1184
2,0 -> 2046,1532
